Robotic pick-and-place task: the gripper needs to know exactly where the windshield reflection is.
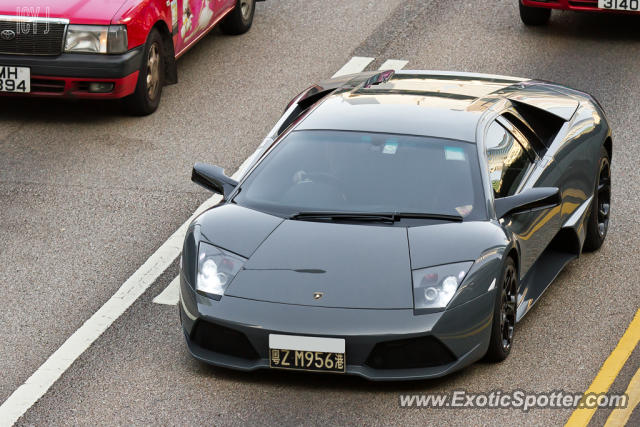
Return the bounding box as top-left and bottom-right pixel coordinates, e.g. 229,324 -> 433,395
234,130 -> 487,222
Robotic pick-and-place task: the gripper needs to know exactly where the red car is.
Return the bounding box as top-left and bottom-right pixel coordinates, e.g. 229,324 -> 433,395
520,0 -> 640,25
0,0 -> 260,115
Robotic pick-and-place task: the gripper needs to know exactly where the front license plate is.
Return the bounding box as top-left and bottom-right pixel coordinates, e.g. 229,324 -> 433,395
0,66 -> 30,93
598,0 -> 640,11
269,334 -> 346,373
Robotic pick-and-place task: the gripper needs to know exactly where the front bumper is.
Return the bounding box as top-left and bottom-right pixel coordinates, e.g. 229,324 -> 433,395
522,0 -> 640,12
0,47 -> 143,98
179,274 -> 495,381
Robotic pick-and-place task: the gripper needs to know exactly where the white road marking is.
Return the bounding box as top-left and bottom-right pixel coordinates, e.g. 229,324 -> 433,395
379,59 -> 409,71
154,279 -> 181,306
0,193 -> 221,427
0,152 -> 255,426
152,275 -> 180,305
0,57 -> 403,426
332,56 -> 374,78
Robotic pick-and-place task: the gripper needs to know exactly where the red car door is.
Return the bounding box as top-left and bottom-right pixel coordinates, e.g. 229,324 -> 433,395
174,0 -> 235,55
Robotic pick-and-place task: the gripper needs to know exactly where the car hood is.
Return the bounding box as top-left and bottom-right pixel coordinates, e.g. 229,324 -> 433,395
0,0 -> 128,25
225,219 -> 414,309
195,206 -> 508,310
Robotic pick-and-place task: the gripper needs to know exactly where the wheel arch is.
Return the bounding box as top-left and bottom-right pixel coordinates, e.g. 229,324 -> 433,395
151,21 -> 178,86
604,136 -> 612,162
506,246 -> 520,279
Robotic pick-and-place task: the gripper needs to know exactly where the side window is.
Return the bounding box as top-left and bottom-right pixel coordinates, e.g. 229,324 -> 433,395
485,122 -> 534,198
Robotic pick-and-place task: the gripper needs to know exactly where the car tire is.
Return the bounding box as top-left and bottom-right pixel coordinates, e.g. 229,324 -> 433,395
484,257 -> 517,363
583,147 -> 611,252
123,29 -> 164,116
220,0 -> 256,35
519,2 -> 551,26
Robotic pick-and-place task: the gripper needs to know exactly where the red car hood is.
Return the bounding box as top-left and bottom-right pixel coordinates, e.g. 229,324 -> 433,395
0,0 -> 128,25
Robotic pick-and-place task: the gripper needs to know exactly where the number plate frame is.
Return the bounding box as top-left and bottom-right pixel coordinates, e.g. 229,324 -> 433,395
0,66 -> 30,93
269,334 -> 346,373
598,0 -> 640,11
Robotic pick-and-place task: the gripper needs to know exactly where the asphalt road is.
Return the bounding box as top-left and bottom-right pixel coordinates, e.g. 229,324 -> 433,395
1,0 -> 639,425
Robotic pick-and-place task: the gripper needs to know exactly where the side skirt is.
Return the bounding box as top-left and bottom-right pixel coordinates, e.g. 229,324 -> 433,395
515,246 -> 576,322
515,195 -> 594,322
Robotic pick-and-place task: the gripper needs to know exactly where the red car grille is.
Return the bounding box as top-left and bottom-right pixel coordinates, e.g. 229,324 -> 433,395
0,20 -> 66,56
31,78 -> 65,93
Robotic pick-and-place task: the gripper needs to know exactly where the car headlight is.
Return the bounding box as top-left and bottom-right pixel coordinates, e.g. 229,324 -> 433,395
412,261 -> 473,311
196,242 -> 245,299
64,25 -> 128,54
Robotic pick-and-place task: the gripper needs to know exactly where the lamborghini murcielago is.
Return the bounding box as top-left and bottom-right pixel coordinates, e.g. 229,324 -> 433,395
178,70 -> 612,380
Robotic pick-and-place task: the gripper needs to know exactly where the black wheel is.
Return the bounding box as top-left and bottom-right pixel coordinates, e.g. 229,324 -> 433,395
583,147 -> 611,252
485,257 -> 517,363
519,2 -> 551,26
220,0 -> 256,35
123,29 -> 164,116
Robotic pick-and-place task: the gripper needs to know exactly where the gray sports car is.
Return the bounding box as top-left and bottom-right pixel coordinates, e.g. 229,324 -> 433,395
179,70 -> 611,380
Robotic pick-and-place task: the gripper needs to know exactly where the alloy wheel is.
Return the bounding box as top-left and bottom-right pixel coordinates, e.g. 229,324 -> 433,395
146,43 -> 161,101
597,158 -> 611,237
500,265 -> 517,352
239,0 -> 253,20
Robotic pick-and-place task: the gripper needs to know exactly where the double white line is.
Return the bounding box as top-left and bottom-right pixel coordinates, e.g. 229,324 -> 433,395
332,56 -> 408,78
0,56 -> 409,426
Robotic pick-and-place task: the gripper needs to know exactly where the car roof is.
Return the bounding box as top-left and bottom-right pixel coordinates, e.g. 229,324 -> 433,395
296,71 -> 529,143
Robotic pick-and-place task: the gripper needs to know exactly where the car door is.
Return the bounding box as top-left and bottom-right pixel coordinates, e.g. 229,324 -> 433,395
485,118 -> 561,278
175,0 -> 225,53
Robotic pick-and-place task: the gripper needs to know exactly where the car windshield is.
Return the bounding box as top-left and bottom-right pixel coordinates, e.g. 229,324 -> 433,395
233,130 -> 486,221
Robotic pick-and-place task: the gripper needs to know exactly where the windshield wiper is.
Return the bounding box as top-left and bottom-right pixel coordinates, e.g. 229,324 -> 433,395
393,212 -> 463,222
289,211 -> 463,222
289,212 -> 396,223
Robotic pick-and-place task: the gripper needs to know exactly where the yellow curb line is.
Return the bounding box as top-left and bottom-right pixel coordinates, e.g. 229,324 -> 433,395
604,365 -> 640,427
565,309 -> 640,427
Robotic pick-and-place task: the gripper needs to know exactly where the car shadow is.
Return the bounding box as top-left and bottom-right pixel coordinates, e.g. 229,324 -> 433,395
0,96 -> 125,123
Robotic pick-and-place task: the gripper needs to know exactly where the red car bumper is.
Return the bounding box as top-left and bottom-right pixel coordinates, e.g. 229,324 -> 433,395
522,0 -> 640,12
0,47 -> 143,99
2,72 -> 139,99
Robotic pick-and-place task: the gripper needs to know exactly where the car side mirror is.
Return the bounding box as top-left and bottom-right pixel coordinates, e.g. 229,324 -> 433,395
494,187 -> 561,219
191,163 -> 238,199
